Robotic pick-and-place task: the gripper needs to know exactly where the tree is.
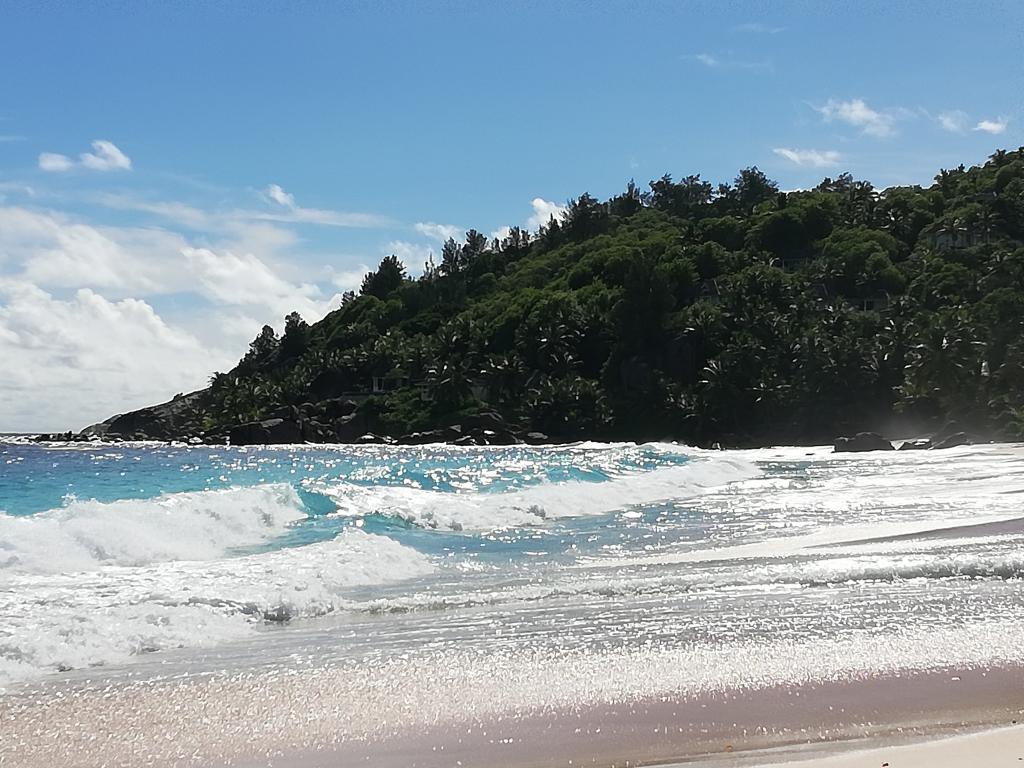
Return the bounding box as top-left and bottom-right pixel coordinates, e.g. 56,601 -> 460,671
360,255 -> 406,298
280,312 -> 310,358
732,167 -> 779,213
132,146 -> 1024,446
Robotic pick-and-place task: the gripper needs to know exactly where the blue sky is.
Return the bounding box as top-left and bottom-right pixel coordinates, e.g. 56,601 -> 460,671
0,1 -> 1021,430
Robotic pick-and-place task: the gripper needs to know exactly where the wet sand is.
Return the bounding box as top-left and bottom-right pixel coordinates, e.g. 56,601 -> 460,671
5,661 -> 1022,767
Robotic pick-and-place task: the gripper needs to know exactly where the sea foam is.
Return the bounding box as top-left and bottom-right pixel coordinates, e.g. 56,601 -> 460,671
0,484 -> 307,575
312,455 -> 758,531
0,527 -> 435,685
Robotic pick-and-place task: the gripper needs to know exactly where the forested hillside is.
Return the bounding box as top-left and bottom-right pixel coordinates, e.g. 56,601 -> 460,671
90,148 -> 1024,446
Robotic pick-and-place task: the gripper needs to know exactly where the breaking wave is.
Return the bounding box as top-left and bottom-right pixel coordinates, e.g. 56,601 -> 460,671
0,484 -> 309,575
311,456 -> 759,531
0,527 -> 435,685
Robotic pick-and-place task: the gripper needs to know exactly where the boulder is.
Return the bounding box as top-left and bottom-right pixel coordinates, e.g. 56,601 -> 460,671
301,419 -> 335,443
334,412 -> 372,442
318,397 -> 359,420
450,434 -> 480,446
897,438 -> 932,451
266,405 -> 298,421
93,390 -> 207,441
523,431 -> 549,445
459,411 -> 509,432
480,429 -> 519,446
229,421 -> 268,446
932,431 -> 973,450
264,418 -> 303,443
397,429 -> 446,445
833,432 -> 894,452
356,433 -> 391,444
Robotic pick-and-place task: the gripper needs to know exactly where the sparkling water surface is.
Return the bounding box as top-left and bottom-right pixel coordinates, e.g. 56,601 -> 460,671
3,440 -> 1024,695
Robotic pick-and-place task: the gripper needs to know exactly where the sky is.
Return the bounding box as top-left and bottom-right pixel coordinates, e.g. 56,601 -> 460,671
0,0 -> 1022,431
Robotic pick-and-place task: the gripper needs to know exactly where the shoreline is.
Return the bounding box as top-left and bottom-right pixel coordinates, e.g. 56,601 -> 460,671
5,661 -> 1023,767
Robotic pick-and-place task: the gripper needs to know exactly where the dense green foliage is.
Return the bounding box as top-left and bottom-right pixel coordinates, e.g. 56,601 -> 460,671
203,148 -> 1024,444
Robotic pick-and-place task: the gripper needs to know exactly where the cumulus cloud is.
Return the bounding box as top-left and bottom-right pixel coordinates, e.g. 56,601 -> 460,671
386,240 -> 434,270
488,197 -> 568,241
38,152 -> 74,172
0,279 -> 227,431
263,183 -> 296,209
975,117 -> 1008,135
327,265 -> 372,293
414,222 -> 462,242
0,203 -> 357,429
0,206 -> 188,294
772,148 -> 842,168
39,140 -> 132,172
80,140 -> 132,171
816,98 -> 896,138
527,197 -> 568,230
183,247 -> 340,321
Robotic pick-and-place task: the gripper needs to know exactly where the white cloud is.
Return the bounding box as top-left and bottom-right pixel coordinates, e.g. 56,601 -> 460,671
38,140 -> 132,172
38,152 -> 74,172
256,206 -> 390,228
98,191 -> 391,230
937,110 -> 970,133
975,117 -> 1008,135
527,197 -> 567,231
0,278 -> 227,431
79,140 -> 132,171
95,194 -> 212,230
414,222 -> 462,242
386,240 -> 434,270
183,247 -> 339,321
327,265 -> 372,293
0,206 -> 187,294
772,148 -> 842,168
263,183 -> 296,209
693,53 -> 719,67
0,204 -> 356,429
816,98 -> 896,138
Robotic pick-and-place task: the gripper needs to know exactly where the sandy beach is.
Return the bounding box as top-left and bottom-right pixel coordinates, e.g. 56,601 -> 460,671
755,725 -> 1024,767
5,445 -> 1024,768
3,659 -> 1022,767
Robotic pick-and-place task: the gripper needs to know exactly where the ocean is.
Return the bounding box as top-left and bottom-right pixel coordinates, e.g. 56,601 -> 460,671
2,440 -> 1024,765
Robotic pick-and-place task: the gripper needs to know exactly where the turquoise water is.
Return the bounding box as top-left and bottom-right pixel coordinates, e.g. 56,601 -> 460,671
0,442 -> 695,561
3,439 -> 1024,694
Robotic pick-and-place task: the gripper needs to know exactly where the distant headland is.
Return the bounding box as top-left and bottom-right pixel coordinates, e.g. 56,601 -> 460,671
49,149 -> 1024,449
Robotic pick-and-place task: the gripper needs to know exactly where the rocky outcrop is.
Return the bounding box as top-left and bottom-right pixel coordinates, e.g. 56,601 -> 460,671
833,432 -> 895,452
81,390 -> 208,440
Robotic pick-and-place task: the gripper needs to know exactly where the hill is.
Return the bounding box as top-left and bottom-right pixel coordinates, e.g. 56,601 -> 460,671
77,148 -> 1024,447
